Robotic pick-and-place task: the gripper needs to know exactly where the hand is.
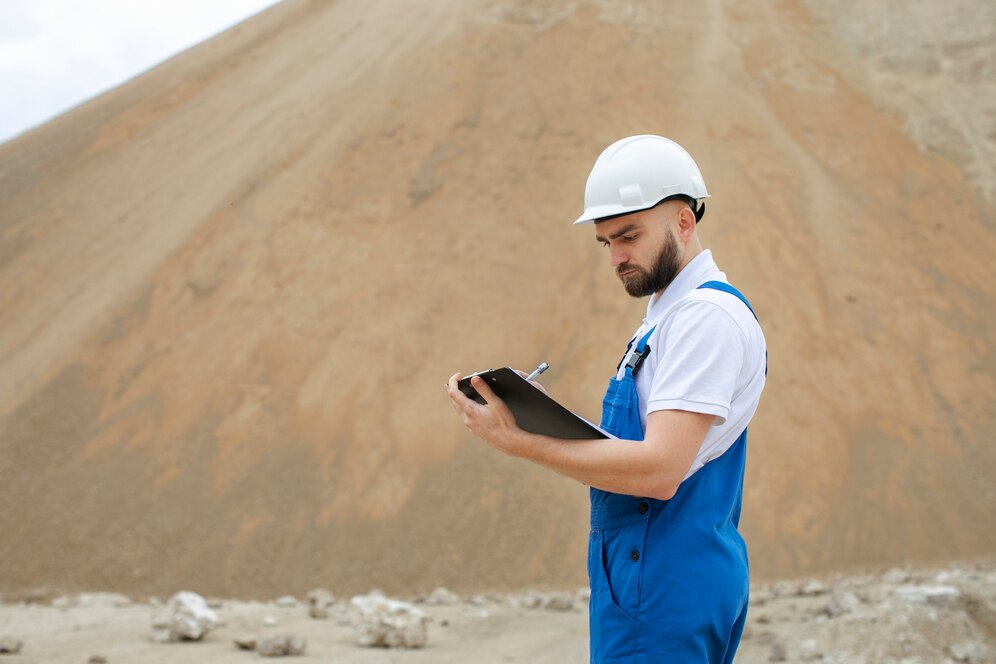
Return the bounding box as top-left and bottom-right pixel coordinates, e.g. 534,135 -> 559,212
514,369 -> 550,396
445,372 -> 526,456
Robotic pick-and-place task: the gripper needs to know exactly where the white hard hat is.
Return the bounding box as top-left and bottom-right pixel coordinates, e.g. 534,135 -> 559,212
573,135 -> 709,225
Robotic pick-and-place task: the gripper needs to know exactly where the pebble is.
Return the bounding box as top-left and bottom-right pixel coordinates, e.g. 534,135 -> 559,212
257,634 -> 307,657
425,587 -> 460,606
307,588 -> 335,619
894,585 -> 960,608
948,641 -> 990,663
0,637 -> 23,654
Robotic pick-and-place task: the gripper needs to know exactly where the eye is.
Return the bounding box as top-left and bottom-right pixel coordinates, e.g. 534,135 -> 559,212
600,241 -> 609,248
622,235 -> 637,242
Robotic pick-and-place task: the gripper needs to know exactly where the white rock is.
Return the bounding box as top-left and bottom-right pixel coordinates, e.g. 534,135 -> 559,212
262,615 -> 278,627
78,592 -> 132,608
824,589 -> 862,617
151,591 -> 219,642
274,596 -> 300,608
425,587 -> 460,606
894,585 -> 960,608
307,588 -> 335,619
513,591 -> 544,609
350,594 -> 428,648
799,580 -> 830,596
881,568 -> 911,585
257,634 -> 307,657
949,641 -> 990,663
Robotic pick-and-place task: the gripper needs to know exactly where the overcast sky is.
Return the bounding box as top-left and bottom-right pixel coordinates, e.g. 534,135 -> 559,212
0,0 -> 283,143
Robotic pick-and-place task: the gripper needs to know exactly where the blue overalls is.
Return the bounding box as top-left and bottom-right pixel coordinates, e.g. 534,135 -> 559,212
588,281 -> 758,663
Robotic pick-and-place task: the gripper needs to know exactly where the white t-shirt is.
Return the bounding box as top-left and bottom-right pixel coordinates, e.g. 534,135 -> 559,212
614,250 -> 767,481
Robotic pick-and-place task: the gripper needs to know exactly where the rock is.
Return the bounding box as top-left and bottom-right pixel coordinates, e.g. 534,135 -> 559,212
257,635 -> 307,657
52,595 -> 75,609
274,596 -> 299,608
205,598 -> 225,609
750,588 -> 773,606
799,638 -> 820,660
542,592 -> 576,612
350,593 -> 428,648
468,595 -> 487,607
425,587 -> 460,606
307,588 -> 334,619
0,637 -> 23,654
575,587 -> 591,603
949,641 -> 990,663
881,568 -> 911,585
234,636 -> 257,650
769,640 -> 787,662
798,580 -> 830,596
78,593 -> 131,608
262,615 -> 278,627
894,585 -> 960,608
755,613 -> 771,624
513,591 -> 544,609
88,656 -> 108,664
824,588 -> 862,617
151,591 -> 220,642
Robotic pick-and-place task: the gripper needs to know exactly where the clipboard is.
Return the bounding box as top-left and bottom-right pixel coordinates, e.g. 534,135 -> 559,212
457,367 -> 613,440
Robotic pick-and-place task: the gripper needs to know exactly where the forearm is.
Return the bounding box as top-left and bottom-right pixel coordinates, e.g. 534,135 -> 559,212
509,430 -> 672,499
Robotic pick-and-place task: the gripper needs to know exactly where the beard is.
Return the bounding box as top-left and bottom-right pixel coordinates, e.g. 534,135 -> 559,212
618,231 -> 683,298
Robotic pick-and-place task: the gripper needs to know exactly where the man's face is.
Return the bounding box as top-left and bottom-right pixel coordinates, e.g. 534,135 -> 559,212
594,206 -> 684,298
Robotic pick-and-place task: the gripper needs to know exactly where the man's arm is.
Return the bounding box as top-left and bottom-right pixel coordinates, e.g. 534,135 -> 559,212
446,373 -> 713,501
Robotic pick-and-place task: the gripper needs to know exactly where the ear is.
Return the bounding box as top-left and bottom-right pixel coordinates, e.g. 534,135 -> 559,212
675,205 -> 697,240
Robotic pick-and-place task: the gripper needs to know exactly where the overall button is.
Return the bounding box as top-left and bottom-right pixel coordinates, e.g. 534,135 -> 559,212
631,549 -> 640,562
637,502 -> 649,514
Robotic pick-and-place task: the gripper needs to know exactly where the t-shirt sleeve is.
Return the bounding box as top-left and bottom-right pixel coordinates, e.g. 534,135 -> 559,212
646,299 -> 746,424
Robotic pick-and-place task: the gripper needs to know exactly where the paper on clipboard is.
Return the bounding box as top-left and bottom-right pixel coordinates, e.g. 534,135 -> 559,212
457,367 -> 616,440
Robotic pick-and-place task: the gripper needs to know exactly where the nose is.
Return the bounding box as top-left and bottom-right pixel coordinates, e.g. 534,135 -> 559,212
609,247 -> 628,268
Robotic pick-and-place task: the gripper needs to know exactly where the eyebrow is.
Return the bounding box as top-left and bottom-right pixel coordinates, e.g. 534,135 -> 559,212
594,223 -> 640,243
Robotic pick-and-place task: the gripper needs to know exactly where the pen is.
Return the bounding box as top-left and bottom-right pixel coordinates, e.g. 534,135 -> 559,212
526,362 -> 549,382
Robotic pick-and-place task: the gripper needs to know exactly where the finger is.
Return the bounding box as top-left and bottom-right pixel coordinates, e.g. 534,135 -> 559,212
470,375 -> 503,407
447,373 -> 476,411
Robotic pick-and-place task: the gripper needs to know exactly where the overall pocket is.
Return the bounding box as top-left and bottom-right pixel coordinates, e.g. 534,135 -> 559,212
589,519 -> 648,623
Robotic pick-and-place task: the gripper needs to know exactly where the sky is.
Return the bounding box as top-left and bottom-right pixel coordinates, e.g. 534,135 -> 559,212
0,0 -> 283,143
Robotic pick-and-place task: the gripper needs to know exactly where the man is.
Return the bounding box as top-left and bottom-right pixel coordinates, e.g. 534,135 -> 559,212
446,135 -> 766,663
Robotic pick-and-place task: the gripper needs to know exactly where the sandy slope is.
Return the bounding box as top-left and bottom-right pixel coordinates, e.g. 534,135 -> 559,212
0,0 -> 994,599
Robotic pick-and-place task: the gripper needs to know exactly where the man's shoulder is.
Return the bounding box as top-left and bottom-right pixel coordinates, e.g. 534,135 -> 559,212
656,287 -> 753,335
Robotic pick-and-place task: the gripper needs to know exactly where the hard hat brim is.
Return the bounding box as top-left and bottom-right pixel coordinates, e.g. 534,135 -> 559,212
572,195 -> 710,225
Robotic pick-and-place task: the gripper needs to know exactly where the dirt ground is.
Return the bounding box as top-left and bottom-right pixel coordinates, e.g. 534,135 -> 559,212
2,559 -> 993,663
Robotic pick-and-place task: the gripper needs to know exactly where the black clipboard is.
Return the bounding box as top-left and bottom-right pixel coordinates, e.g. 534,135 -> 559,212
457,367 -> 611,440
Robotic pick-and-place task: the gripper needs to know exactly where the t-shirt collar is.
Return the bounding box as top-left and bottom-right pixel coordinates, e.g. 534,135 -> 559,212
644,249 -> 722,324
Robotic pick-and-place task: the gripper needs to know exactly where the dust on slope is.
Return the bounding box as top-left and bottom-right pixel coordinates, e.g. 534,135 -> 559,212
0,0 -> 993,598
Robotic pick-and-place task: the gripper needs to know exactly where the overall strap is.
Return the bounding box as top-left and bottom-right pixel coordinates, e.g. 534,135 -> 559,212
697,280 -> 757,321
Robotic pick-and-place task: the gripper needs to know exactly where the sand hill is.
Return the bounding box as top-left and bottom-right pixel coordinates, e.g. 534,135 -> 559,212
1,0 -> 993,600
